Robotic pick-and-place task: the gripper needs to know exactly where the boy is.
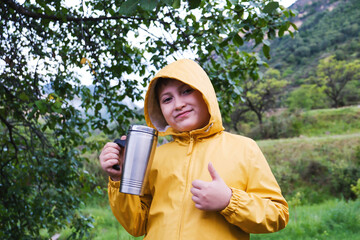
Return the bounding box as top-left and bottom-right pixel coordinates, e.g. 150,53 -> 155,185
99,59 -> 289,239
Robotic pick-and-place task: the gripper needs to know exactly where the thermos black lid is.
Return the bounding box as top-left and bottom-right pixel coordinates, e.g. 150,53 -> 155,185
129,125 -> 158,136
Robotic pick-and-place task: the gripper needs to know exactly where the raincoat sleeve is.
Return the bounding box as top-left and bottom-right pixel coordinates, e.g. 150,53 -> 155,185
220,140 -> 289,234
108,178 -> 152,237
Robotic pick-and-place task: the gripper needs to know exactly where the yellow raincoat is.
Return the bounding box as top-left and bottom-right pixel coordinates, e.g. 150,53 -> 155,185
108,59 -> 289,239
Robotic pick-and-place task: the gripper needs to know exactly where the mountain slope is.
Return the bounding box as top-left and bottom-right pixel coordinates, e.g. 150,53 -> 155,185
268,0 -> 360,84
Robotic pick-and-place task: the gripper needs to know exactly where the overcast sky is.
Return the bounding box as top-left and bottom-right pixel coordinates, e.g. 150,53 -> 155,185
280,0 -> 297,7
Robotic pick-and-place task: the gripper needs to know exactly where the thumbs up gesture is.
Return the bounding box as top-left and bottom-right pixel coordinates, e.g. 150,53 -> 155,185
191,162 -> 232,211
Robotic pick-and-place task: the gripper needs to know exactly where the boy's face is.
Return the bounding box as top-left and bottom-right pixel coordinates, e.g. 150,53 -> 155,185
157,79 -> 210,132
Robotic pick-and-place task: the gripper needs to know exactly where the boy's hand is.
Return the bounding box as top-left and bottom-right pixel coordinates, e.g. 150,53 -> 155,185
99,136 -> 126,181
191,162 -> 232,211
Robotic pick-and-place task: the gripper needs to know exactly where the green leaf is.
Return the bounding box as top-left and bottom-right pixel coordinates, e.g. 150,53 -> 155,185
220,32 -> 236,47
119,0 -> 140,15
140,0 -> 158,11
278,26 -> 285,37
263,2 -> 279,14
19,92 -> 29,101
52,102 -> 63,113
263,44 -> 271,59
262,39 -> 270,46
219,37 -> 229,48
290,22 -> 298,31
161,0 -> 174,6
283,10 -> 289,18
35,100 -> 47,113
188,0 -> 201,9
162,0 -> 173,5
268,29 -> 276,39
172,0 -> 180,8
95,103 -> 102,113
233,33 -> 244,46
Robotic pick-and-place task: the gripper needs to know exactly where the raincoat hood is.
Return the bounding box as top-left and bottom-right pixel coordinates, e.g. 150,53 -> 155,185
144,59 -> 224,137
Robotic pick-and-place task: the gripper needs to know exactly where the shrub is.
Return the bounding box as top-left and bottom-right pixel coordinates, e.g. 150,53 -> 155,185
329,165 -> 360,199
343,80 -> 360,106
247,111 -> 302,139
259,133 -> 360,203
300,160 -> 328,185
286,84 -> 329,111
351,179 -> 360,198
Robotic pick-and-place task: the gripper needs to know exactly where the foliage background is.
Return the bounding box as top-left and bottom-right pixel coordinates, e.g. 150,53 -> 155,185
1,0 -> 360,238
0,0 -> 296,238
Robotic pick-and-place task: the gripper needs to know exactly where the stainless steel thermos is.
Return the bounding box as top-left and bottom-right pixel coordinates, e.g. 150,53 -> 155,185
113,125 -> 158,196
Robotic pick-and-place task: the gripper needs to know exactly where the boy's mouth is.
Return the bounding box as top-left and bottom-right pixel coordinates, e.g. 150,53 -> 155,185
175,110 -> 192,119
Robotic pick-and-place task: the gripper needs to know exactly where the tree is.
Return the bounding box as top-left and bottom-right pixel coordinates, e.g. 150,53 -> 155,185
228,68 -> 288,136
235,68 -> 287,125
315,56 -> 360,108
286,82 -> 329,111
0,0 -> 295,238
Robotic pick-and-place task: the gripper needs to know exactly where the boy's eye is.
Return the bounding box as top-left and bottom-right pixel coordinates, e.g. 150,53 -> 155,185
162,97 -> 172,104
182,88 -> 193,95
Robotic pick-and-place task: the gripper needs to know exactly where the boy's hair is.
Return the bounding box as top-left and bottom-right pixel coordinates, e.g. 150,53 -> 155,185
154,78 -> 174,103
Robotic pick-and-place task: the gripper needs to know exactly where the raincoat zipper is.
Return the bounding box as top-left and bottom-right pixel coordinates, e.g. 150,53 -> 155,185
178,135 -> 195,239
187,136 -> 194,155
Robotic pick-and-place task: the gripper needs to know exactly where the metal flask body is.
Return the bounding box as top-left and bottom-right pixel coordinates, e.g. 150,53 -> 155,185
120,125 -> 158,196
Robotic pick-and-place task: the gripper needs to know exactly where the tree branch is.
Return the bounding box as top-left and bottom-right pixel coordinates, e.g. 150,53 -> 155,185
0,114 -> 18,160
3,0 -> 143,22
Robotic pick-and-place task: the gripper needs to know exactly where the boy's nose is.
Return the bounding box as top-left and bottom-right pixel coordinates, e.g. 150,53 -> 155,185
174,98 -> 186,110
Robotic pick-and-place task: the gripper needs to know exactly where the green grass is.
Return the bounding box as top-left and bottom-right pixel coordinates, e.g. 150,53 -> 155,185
258,132 -> 360,167
58,198 -> 142,240
257,132 -> 360,202
236,105 -> 360,140
298,106 -> 360,137
81,205 -> 140,240
251,199 -> 360,240
59,199 -> 360,240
